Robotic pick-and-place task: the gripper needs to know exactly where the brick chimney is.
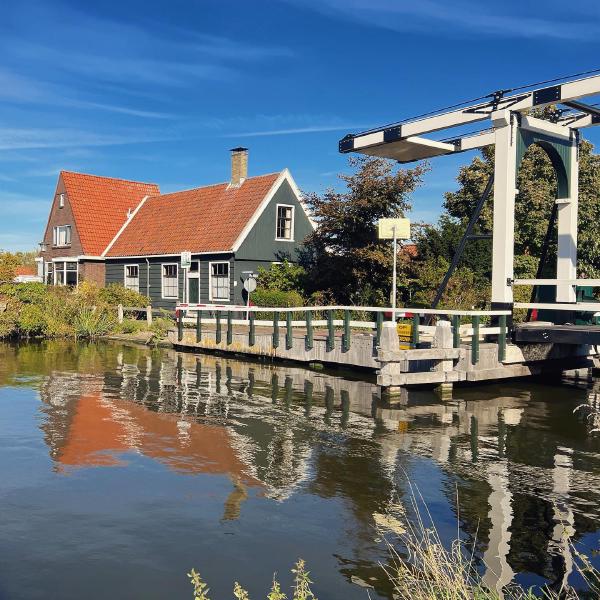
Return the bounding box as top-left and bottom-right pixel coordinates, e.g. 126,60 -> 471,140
230,147 -> 248,186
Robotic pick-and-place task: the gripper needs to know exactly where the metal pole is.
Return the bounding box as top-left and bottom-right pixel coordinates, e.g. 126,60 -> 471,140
392,225 -> 397,321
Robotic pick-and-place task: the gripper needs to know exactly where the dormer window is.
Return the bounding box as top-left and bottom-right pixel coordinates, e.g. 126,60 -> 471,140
275,204 -> 294,241
53,225 -> 72,247
58,193 -> 65,208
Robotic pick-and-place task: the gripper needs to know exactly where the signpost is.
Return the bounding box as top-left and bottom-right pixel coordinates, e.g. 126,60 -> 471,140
242,271 -> 257,319
377,218 -> 410,320
181,251 -> 192,303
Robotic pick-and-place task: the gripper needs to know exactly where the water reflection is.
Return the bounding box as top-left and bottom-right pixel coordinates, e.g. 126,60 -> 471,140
2,341 -> 600,598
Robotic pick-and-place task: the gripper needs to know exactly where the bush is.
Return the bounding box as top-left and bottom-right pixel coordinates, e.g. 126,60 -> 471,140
256,260 -> 307,294
18,304 -> 47,336
73,307 -> 116,338
115,318 -> 148,334
98,283 -> 150,308
252,289 -> 304,308
0,305 -> 18,338
150,317 -> 173,339
0,282 -> 47,304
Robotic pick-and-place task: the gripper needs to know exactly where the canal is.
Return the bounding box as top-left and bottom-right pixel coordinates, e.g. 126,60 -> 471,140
1,340 -> 600,599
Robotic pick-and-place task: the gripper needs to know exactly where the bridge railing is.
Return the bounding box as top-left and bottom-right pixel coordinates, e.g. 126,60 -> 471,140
175,303 -> 512,364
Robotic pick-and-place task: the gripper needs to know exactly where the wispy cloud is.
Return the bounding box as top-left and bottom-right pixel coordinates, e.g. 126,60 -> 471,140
224,124 -> 366,138
284,0 -> 600,40
0,127 -> 175,151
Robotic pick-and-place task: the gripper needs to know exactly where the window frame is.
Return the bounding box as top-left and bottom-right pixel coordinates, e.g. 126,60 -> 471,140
124,264 -> 140,293
58,193 -> 65,208
53,225 -> 72,247
161,263 -> 179,300
209,261 -> 231,302
53,261 -> 78,286
275,203 -> 295,242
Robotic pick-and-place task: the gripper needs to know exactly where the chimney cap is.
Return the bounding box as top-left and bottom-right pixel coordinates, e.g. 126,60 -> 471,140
230,146 -> 248,153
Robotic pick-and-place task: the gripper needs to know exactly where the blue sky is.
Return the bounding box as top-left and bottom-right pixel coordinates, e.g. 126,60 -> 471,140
2,0 -> 600,251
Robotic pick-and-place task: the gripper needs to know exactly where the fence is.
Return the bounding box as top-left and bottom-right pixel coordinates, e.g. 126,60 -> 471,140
175,304 -> 512,365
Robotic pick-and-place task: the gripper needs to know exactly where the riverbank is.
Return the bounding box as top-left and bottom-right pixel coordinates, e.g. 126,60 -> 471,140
0,281 -> 172,341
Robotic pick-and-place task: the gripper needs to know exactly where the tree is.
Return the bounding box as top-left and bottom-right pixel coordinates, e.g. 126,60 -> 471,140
0,252 -> 19,283
301,156 -> 427,305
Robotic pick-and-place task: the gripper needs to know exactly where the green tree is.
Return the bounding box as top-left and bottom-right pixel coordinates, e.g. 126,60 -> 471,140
0,252 -> 19,283
301,156 -> 427,305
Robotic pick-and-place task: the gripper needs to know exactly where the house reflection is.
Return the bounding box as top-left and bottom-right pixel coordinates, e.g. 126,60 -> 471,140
29,341 -> 600,594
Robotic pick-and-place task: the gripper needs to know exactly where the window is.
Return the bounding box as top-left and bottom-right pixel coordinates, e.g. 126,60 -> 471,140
124,265 -> 139,292
276,204 -> 294,241
53,225 -> 72,247
162,264 -> 178,299
210,262 -> 230,301
189,261 -> 199,273
46,262 -> 53,285
58,193 -> 65,208
54,261 -> 77,286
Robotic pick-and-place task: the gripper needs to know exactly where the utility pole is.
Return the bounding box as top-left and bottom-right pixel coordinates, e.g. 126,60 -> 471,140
392,225 -> 397,321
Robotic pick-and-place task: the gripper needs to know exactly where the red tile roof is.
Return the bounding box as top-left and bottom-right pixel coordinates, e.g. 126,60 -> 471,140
61,171 -> 160,256
106,172 -> 280,256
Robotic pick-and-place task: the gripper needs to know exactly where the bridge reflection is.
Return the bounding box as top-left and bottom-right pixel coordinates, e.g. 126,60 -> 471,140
20,341 -> 600,594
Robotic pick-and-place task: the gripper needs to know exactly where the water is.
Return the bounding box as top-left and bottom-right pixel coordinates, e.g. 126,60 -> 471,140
1,340 -> 600,599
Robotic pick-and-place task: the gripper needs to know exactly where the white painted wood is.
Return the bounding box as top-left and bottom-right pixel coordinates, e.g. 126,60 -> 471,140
556,135 -> 579,303
561,75 -> 600,102
514,279 -> 600,286
353,131 -> 385,148
491,119 -> 518,304
514,302 -> 600,312
520,116 -> 572,140
459,131 -> 495,151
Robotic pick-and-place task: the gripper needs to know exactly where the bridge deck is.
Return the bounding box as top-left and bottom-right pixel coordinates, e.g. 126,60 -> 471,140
514,324 -> 600,345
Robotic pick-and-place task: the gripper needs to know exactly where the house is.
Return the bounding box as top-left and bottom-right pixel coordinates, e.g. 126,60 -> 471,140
14,266 -> 42,283
38,171 -> 160,286
39,148 -> 314,308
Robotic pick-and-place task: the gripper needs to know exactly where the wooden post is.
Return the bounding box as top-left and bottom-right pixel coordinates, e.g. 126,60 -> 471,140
196,310 -> 202,343
249,311 -> 255,346
272,313 -> 279,349
472,315 -> 480,365
411,314 -> 420,349
326,309 -> 334,351
117,304 -> 124,324
227,311 -> 233,345
305,310 -> 313,350
146,305 -> 152,327
216,311 -> 222,344
342,309 -> 350,351
177,310 -> 183,342
375,311 -> 383,347
452,315 -> 460,349
286,311 -> 293,350
498,314 -> 507,362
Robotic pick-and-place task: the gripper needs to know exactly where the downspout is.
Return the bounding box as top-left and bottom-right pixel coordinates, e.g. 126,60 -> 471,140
146,258 -> 150,298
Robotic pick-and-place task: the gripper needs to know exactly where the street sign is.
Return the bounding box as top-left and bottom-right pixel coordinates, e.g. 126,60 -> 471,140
244,277 -> 257,293
377,218 -> 410,240
180,251 -> 192,269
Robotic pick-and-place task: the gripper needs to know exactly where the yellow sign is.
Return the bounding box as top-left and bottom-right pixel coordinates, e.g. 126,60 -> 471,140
397,322 -> 412,350
378,218 -> 410,240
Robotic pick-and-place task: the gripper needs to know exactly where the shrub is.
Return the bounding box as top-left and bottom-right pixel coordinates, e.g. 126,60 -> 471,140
0,305 -> 18,338
252,289 -> 304,308
98,283 -> 150,308
150,317 -> 173,339
115,318 -> 147,334
17,303 -> 47,336
0,282 -> 47,304
256,260 -> 307,294
73,307 -> 116,338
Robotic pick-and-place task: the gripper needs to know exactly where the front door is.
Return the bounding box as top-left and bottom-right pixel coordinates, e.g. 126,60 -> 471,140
188,276 -> 199,304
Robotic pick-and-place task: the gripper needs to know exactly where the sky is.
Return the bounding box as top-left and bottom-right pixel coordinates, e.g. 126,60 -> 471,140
1,0 -> 600,251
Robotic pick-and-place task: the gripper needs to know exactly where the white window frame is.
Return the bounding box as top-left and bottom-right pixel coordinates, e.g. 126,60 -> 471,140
58,193 -> 65,208
124,264 -> 140,292
53,225 -> 72,247
161,263 -> 179,299
275,204 -> 295,242
209,261 -> 230,302
53,261 -> 78,286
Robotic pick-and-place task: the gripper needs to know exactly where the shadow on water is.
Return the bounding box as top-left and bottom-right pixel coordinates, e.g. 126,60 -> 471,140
1,340 -> 600,598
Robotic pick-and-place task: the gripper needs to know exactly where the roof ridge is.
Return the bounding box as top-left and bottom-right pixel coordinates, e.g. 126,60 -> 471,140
150,171 -> 282,199
61,170 -> 159,187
